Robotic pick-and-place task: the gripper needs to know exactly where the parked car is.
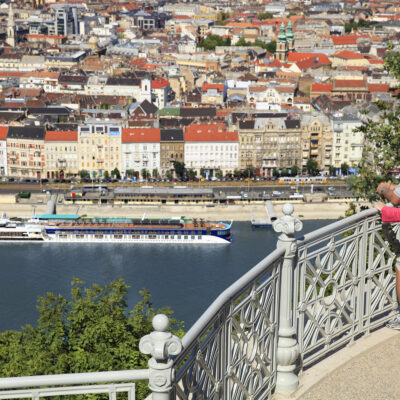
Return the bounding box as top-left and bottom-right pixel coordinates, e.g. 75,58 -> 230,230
272,191 -> 281,197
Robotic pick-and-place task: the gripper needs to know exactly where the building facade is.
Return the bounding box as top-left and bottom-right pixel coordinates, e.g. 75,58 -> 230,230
78,121 -> 122,178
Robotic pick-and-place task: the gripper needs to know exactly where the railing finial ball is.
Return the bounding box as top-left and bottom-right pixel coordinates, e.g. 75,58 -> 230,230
282,203 -> 294,216
152,314 -> 169,332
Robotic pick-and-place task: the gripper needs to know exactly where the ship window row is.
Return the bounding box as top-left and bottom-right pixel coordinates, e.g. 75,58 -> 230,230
56,229 -> 207,235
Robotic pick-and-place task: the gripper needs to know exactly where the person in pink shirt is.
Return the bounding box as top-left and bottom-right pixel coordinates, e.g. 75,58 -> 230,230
376,181 -> 400,329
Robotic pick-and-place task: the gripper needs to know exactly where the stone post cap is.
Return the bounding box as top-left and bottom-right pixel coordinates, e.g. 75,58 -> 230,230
273,203 -> 303,238
139,314 -> 183,362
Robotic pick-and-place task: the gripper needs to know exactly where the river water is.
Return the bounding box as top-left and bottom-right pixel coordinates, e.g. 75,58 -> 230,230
0,220 -> 332,332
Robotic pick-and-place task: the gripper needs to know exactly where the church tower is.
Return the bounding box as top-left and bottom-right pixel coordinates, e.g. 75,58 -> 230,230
6,3 -> 16,48
275,22 -> 288,63
286,20 -> 295,52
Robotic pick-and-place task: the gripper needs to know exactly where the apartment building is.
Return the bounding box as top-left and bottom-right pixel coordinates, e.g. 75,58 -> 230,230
331,114 -> 363,169
78,121 -> 122,178
121,128 -> 161,176
184,130 -> 238,176
0,127 -> 8,176
44,130 -> 78,179
7,126 -> 46,178
160,129 -> 184,177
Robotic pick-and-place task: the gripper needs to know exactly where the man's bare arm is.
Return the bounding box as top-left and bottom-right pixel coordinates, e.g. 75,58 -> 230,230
380,187 -> 400,205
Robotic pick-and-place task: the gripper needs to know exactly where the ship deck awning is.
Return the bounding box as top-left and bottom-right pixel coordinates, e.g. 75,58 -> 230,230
34,214 -> 80,220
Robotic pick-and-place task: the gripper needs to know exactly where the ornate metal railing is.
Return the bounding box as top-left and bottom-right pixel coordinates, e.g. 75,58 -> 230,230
0,205 -> 396,400
294,209 -> 397,370
173,248 -> 284,400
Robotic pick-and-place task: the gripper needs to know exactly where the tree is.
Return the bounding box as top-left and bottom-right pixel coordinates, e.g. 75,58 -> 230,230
341,162 -> 349,176
125,169 -> 136,179
78,170 -> 89,180
243,166 -> 255,178
348,50 -> 400,201
306,158 -> 319,175
152,168 -> 159,179
265,40 -> 276,54
198,34 -> 231,50
141,169 -> 150,179
103,170 -> 110,180
200,168 -> 207,178
291,165 -> 299,176
188,169 -> 197,180
329,165 -> 336,176
273,168 -> 280,177
0,279 -> 183,400
173,161 -> 185,179
166,170 -> 172,181
111,168 -> 121,180
215,169 -> 223,179
258,12 -> 273,20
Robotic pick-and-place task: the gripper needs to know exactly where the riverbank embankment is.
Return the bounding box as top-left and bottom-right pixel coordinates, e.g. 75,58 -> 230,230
0,202 -> 363,221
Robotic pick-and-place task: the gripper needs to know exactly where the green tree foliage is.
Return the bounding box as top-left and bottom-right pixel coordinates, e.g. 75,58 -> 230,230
291,165 -> 298,176
215,169 -> 223,179
341,162 -> 349,176
348,50 -> 400,201
258,12 -> 273,20
166,170 -> 172,181
188,169 -> 197,180
0,279 -> 183,400
78,170 -> 89,180
141,169 -> 150,179
152,168 -> 159,179
306,158 -> 319,175
125,169 -> 136,179
173,161 -> 185,179
344,18 -> 372,33
198,34 -> 231,50
200,168 -> 207,178
236,38 -> 276,53
103,171 -> 110,180
329,165 -> 336,176
111,168 -> 121,180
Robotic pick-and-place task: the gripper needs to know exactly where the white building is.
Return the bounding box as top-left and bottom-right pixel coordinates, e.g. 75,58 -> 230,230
184,130 -> 239,176
0,127 -> 8,176
331,113 -> 363,170
122,128 -> 161,176
103,77 -> 151,102
151,78 -> 170,109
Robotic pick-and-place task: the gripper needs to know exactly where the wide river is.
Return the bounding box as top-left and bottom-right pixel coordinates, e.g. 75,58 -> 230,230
0,220 -> 332,332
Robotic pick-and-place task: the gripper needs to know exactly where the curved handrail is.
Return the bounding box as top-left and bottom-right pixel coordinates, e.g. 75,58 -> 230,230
0,370 -> 149,390
296,208 -> 378,246
181,246 -> 285,348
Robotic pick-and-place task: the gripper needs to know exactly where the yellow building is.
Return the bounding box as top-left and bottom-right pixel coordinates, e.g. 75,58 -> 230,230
78,121 -> 122,178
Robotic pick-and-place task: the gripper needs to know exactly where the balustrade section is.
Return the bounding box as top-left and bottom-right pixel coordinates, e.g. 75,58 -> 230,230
295,209 -> 397,369
173,249 -> 284,400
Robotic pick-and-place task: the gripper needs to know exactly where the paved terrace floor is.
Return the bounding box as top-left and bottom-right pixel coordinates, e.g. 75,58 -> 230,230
275,328 -> 400,400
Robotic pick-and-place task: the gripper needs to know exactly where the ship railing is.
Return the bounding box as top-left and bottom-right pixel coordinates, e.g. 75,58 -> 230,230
0,206 -> 397,400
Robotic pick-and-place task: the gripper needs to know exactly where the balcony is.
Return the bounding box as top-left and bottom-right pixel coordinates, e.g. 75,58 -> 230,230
0,208 -> 396,400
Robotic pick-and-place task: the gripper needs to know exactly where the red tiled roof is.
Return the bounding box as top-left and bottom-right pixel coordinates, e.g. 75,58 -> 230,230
288,52 -> 331,64
0,126 -> 8,140
185,124 -> 226,135
311,83 -> 333,92
184,131 -> 238,142
45,131 -> 78,142
333,50 -> 364,59
334,79 -> 366,88
368,84 -> 390,92
331,35 -> 357,46
122,128 -> 160,143
202,83 -> 224,92
0,72 -> 26,78
27,34 -> 67,40
151,78 -> 169,89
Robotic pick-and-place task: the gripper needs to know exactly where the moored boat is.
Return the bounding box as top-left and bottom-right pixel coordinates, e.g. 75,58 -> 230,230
0,214 -> 232,244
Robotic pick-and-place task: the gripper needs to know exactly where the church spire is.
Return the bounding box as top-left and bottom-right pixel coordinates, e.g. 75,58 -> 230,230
278,22 -> 286,43
6,3 -> 16,48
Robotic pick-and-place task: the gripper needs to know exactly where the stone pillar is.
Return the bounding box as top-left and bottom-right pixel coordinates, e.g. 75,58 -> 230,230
139,314 -> 183,400
273,204 -> 302,395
